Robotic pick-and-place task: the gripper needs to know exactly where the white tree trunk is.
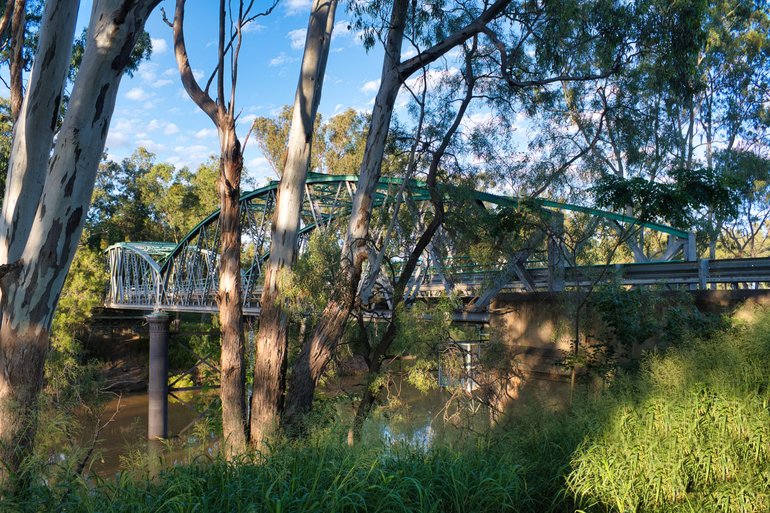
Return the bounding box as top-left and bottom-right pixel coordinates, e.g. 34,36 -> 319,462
251,0 -> 337,444
0,0 -> 159,483
0,0 -> 79,264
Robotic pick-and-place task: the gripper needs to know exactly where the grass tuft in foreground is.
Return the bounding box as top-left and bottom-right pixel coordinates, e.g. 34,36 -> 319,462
4,303 -> 770,512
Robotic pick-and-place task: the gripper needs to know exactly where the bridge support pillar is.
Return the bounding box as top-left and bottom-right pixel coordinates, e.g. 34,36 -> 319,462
147,311 -> 170,440
548,212 -> 565,292
685,232 -> 697,262
685,232 -> 698,290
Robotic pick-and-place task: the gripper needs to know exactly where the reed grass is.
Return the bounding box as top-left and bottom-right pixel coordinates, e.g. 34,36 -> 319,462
3,304 -> 769,512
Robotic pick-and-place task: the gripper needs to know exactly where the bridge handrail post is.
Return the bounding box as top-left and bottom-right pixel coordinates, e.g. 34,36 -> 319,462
685,232 -> 697,262
698,258 -> 709,290
547,212 -> 565,292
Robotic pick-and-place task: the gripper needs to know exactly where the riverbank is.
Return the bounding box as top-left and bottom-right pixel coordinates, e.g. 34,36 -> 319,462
4,303 -> 769,512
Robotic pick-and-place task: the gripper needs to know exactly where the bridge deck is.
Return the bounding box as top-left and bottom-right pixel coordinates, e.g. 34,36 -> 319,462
105,257 -> 770,316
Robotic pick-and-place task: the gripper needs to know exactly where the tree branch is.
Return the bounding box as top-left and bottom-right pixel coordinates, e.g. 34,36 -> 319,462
173,0 -> 219,125
0,1 -> 14,48
397,0 -> 511,80
481,26 -> 620,89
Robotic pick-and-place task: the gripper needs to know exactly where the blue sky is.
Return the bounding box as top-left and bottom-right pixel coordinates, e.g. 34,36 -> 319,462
89,0 -> 387,186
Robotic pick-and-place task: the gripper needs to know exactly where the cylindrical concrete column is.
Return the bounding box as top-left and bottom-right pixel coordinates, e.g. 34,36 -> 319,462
147,311 -> 170,440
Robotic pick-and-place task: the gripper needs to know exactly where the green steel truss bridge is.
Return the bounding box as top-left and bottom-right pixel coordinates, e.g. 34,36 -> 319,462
106,173 -> 770,316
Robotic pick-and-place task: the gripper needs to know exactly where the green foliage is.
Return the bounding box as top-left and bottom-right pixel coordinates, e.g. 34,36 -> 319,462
278,230 -> 342,319
3,436 -> 534,513
250,106 -> 370,176
581,286 -> 718,381
51,244 -> 108,347
393,296 -> 458,356
87,148 -> 220,247
567,305 -> 770,512
5,304 -> 770,512
30,244 -> 110,485
0,98 -> 12,201
592,168 -> 740,229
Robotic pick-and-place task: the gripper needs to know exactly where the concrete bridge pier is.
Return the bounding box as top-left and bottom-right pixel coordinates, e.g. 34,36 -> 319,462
147,311 -> 171,440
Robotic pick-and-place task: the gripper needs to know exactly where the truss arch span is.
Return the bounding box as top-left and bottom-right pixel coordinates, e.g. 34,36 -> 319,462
107,172 -> 693,313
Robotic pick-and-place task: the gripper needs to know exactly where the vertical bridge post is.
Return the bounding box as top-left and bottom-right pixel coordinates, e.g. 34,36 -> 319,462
147,311 -> 170,440
548,212 -> 565,292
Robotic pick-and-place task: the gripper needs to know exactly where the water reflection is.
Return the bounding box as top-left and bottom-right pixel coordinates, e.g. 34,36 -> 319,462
84,377 -> 569,477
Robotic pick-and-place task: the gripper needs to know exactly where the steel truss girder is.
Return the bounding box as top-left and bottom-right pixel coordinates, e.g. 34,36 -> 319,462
106,173 -> 698,312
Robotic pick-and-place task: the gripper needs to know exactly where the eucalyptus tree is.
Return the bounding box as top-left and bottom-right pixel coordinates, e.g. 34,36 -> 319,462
169,0 -> 279,457
0,0 -> 160,484
251,105 -> 325,175
335,41 -> 483,439
251,0 -> 338,447
285,0 -> 632,426
250,106 -> 369,175
547,0 -> 770,255
714,149 -> 770,258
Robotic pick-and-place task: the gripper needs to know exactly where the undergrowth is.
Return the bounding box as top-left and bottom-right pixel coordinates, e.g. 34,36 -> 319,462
3,303 -> 769,512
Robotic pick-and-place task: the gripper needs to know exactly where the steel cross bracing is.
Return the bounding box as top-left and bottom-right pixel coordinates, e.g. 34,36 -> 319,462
105,173 -> 770,315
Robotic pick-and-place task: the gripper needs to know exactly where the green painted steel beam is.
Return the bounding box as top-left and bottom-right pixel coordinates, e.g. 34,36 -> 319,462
158,172 -> 690,273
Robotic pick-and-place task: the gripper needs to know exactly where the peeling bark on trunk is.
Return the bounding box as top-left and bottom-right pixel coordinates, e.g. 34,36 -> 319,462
251,0 -> 337,446
282,298 -> 349,431
282,0 -> 409,426
1,0 -> 78,264
218,122 -> 248,456
0,0 -> 159,484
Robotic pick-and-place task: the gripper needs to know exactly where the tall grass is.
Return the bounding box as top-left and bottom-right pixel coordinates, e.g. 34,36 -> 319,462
568,304 -> 770,512
3,437 -> 536,513
3,303 -> 769,512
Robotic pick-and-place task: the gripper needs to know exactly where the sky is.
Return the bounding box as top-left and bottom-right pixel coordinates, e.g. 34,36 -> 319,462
82,0 -> 389,187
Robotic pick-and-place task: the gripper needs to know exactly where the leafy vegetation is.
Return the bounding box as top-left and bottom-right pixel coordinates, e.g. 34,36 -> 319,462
4,301 -> 769,512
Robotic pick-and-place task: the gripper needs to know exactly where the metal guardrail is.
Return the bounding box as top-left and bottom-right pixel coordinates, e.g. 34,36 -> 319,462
105,257 -> 770,314
412,258 -> 770,295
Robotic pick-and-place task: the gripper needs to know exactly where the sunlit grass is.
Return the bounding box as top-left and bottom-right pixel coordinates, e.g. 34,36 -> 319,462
568,303 -> 770,512
4,303 -> 770,512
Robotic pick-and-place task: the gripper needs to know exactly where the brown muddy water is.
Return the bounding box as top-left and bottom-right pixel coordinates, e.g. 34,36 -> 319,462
82,377 -> 570,478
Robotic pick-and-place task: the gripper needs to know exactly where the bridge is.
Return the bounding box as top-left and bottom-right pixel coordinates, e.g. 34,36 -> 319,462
103,172 -> 770,440
105,172 -> 770,316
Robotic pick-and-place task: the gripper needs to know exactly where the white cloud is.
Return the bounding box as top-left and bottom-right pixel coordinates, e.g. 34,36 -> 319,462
192,68 -> 205,81
288,28 -> 307,50
163,68 -> 178,77
331,20 -> 352,42
136,139 -> 166,152
270,52 -> 295,67
106,130 -> 130,148
361,79 -> 380,94
195,128 -> 218,140
138,62 -> 157,82
401,48 -> 417,60
243,22 -> 265,34
245,156 -> 275,181
151,37 -> 168,54
461,112 -> 495,132
238,113 -> 258,128
284,0 -> 311,15
152,79 -> 172,88
174,144 -> 212,159
403,67 -> 460,93
126,87 -> 149,101
145,119 -> 179,136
